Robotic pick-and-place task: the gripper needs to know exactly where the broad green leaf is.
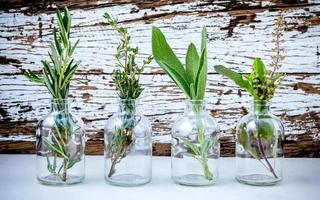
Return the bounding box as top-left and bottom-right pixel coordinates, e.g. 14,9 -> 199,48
185,43 -> 199,83
214,65 -> 254,94
152,27 -> 186,80
239,123 -> 251,152
195,48 -> 207,99
256,119 -> 274,141
253,58 -> 266,81
158,61 -> 191,98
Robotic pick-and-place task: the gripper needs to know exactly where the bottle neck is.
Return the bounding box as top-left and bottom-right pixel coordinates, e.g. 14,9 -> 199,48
118,99 -> 138,115
252,100 -> 270,116
51,99 -> 70,112
185,100 -> 206,115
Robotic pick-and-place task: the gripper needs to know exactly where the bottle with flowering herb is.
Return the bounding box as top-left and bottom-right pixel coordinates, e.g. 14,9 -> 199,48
214,16 -> 286,186
103,13 -> 153,186
24,7 -> 86,185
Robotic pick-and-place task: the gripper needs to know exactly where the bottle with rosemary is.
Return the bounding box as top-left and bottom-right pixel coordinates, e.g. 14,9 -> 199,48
24,7 -> 85,185
152,27 -> 220,186
214,16 -> 286,186
103,13 -> 153,186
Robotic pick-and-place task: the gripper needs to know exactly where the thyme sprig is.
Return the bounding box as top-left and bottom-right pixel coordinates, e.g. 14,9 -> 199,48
103,12 -> 153,177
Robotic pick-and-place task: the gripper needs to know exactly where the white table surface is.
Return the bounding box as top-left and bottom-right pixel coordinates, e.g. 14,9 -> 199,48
0,155 -> 319,200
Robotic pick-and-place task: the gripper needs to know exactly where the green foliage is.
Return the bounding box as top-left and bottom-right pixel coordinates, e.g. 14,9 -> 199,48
24,7 -> 82,182
104,12 -> 153,99
103,13 -> 152,177
25,7 -> 80,102
214,16 -> 286,101
152,27 -> 214,180
152,26 -> 207,100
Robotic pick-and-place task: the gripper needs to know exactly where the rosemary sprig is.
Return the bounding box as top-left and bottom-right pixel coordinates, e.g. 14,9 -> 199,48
214,16 -> 286,178
103,12 -> 153,177
24,7 -> 81,182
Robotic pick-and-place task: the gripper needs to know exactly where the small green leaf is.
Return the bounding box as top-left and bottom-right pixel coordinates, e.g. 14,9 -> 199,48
201,27 -> 207,52
182,138 -> 200,155
253,58 -> 266,81
195,48 -> 207,99
24,70 -> 44,83
184,152 -> 195,158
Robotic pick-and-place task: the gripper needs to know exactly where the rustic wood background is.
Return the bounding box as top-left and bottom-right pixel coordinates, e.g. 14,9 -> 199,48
0,0 -> 319,157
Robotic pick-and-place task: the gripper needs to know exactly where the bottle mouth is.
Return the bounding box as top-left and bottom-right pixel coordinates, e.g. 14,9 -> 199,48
117,98 -> 140,105
50,98 -> 73,104
186,99 -> 205,105
252,100 -> 270,106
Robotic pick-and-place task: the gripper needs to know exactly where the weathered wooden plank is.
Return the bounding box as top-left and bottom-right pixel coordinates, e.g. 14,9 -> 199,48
0,1 -> 319,74
0,0 -> 319,156
0,74 -> 319,156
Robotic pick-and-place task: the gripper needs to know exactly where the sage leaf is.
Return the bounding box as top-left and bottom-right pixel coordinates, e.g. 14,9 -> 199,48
158,60 -> 191,98
152,27 -> 186,78
185,43 -> 199,83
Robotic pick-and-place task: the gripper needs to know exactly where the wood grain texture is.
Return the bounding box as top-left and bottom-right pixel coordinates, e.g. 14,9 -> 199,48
0,0 -> 319,157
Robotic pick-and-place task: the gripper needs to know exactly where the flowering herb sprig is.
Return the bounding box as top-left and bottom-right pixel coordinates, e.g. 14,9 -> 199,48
103,12 -> 153,177
214,16 -> 286,178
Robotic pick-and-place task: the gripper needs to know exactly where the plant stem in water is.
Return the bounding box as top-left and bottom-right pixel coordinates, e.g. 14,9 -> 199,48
257,135 -> 278,178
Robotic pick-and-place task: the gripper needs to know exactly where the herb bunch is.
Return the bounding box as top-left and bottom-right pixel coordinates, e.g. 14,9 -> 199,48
214,16 -> 286,178
24,7 -> 82,182
214,16 -> 285,101
103,12 -> 153,177
152,26 -> 215,180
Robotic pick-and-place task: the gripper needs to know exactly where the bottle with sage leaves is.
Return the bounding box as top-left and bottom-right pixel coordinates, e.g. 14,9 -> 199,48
152,27 -> 220,186
103,13 -> 153,186
24,7 -> 85,185
214,16 -> 286,186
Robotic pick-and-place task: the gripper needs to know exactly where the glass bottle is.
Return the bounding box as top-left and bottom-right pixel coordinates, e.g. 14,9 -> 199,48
104,99 -> 152,186
235,100 -> 284,186
36,99 -> 86,185
171,100 -> 220,186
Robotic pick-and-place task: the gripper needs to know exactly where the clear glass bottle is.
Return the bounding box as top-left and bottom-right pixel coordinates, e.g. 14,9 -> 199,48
171,100 -> 220,186
235,100 -> 284,186
36,99 -> 86,185
104,99 -> 152,186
